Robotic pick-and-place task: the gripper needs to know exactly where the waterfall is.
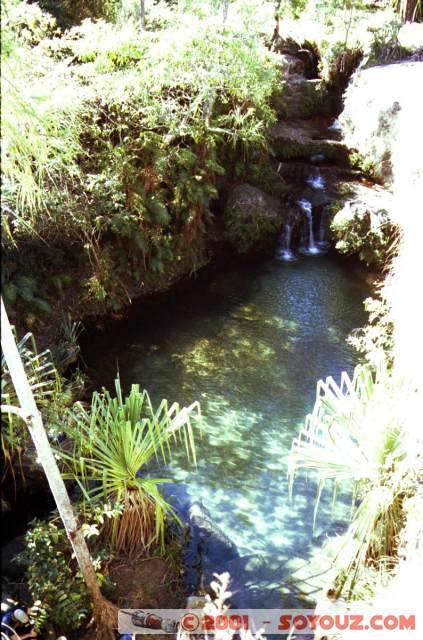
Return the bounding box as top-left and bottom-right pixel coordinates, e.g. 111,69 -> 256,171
310,153 -> 325,165
298,198 -> 319,254
276,222 -> 296,261
307,168 -> 325,190
328,118 -> 343,134
284,222 -> 293,255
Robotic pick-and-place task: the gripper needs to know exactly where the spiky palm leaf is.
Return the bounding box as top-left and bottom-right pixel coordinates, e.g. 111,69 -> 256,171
59,377 -> 200,556
288,363 -> 420,595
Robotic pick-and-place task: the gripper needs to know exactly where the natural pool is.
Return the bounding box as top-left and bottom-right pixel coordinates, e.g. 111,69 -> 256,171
83,255 -> 370,609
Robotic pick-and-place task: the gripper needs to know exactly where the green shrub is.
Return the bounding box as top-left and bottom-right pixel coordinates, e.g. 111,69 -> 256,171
15,506 -> 117,632
348,294 -> 394,368
365,13 -> 406,66
2,6 -> 281,318
3,0 -> 58,45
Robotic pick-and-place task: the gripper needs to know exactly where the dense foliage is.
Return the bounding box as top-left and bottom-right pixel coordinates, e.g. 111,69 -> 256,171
2,0 -> 282,324
3,0 -> 417,328
16,506 -> 117,631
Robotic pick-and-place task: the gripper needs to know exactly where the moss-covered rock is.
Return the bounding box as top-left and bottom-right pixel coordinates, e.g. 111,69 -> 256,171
272,77 -> 339,120
224,184 -> 283,253
269,119 -> 351,165
330,183 -> 396,266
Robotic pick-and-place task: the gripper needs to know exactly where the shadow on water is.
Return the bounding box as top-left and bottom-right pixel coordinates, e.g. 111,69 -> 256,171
82,255 -> 370,607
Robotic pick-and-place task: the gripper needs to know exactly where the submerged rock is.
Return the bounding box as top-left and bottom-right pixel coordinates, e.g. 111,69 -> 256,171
182,501 -> 239,592
187,502 -> 239,563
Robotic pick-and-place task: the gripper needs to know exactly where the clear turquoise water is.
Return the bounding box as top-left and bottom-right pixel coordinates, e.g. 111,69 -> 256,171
83,255 -> 370,607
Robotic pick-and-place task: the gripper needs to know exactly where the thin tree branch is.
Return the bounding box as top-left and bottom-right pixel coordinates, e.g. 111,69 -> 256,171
1,404 -> 28,420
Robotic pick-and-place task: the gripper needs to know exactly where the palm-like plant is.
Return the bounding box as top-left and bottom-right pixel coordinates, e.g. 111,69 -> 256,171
1,299 -> 118,639
288,363 -> 421,595
59,378 -> 200,556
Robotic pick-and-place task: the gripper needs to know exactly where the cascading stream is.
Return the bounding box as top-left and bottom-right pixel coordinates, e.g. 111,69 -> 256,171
306,168 -> 325,190
277,153 -> 331,262
276,222 -> 296,262
298,198 -> 319,255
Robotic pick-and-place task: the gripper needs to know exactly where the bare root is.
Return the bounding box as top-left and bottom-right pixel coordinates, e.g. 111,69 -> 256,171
93,595 -> 119,640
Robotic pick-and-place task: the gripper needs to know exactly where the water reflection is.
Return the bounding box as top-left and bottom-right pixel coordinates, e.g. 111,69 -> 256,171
83,256 -> 369,607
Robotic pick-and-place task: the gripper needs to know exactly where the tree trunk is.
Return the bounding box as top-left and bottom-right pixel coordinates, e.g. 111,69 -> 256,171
398,0 -> 417,22
140,0 -> 146,30
1,299 -> 117,640
272,0 -> 283,44
222,0 -> 229,23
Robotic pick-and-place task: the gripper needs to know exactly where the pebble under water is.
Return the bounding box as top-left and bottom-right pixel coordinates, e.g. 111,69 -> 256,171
83,255 -> 370,608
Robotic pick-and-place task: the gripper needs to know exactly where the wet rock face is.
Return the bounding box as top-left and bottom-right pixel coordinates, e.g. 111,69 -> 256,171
270,118 -> 350,165
277,53 -> 306,77
340,62 -> 423,187
276,161 -> 360,186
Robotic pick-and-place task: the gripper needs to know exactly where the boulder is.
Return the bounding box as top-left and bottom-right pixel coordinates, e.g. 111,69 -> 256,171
224,184 -> 284,253
398,22 -> 423,52
340,61 -> 423,186
330,182 -> 396,266
277,53 -> 305,77
272,77 -> 339,120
